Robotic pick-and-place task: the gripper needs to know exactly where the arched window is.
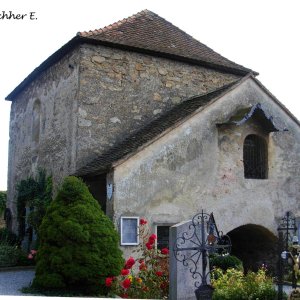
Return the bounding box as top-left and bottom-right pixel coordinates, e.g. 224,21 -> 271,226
243,134 -> 268,179
32,100 -> 41,144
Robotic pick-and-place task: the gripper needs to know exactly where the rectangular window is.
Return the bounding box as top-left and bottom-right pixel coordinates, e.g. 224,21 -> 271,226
157,225 -> 170,250
120,217 -> 139,245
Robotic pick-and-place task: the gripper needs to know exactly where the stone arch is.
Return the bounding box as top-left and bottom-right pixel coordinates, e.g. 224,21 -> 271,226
227,224 -> 278,273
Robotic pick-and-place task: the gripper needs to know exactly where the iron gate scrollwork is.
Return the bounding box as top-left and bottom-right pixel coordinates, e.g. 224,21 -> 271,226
173,210 -> 231,300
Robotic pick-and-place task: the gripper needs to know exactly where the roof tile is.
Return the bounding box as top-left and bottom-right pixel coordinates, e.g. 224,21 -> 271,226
77,10 -> 253,74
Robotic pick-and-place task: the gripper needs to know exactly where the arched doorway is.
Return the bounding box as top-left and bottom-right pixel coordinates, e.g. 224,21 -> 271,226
227,224 -> 278,273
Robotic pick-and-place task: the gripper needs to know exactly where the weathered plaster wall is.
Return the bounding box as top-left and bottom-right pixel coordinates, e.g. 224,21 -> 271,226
76,44 -> 240,168
7,49 -> 80,231
112,78 -> 300,257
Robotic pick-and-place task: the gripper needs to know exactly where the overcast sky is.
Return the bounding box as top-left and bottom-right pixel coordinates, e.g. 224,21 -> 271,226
0,0 -> 299,191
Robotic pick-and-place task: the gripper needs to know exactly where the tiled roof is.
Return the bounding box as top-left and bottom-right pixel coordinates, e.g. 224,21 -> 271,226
76,79 -> 240,177
78,10 -> 254,75
6,10 -> 255,101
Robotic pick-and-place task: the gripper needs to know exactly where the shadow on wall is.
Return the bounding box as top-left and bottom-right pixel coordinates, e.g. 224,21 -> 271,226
227,224 -> 278,274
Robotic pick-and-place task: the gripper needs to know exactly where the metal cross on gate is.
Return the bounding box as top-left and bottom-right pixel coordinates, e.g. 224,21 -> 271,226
173,210 -> 231,300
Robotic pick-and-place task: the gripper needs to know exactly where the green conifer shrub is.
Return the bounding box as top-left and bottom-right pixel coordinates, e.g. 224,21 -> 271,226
32,176 -> 124,295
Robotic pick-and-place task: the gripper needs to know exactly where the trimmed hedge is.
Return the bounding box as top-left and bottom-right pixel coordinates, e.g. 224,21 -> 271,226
32,176 -> 124,295
210,254 -> 243,272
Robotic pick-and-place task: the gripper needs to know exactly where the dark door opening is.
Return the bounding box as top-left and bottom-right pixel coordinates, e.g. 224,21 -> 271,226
227,224 -> 278,274
82,174 -> 107,213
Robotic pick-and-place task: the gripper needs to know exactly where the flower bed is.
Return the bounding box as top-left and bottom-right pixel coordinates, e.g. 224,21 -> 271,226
106,219 -> 169,299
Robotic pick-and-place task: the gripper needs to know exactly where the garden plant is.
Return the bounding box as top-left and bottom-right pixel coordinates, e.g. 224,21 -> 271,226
106,218 -> 169,299
211,266 -> 277,300
31,176 -> 124,295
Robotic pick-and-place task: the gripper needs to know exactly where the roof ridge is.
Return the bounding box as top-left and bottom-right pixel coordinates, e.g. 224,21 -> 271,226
77,9 -> 153,37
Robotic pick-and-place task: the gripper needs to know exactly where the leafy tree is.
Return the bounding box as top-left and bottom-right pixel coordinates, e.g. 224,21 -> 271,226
16,169 -> 52,240
32,176 -> 124,295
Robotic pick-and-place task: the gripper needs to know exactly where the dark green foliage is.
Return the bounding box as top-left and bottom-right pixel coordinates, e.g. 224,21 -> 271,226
0,228 -> 19,246
32,176 -> 124,295
0,244 -> 21,267
17,169 -> 52,240
0,191 -> 6,215
210,254 -> 243,272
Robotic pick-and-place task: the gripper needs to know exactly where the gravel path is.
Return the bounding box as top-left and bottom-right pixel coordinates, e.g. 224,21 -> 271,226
0,269 -> 35,296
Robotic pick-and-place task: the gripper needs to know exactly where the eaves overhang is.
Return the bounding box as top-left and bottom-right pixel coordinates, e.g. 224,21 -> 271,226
217,103 -> 287,132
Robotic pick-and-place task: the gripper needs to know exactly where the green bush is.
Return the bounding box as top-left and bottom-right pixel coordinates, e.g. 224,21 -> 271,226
32,176 -> 124,295
0,228 -> 19,246
211,268 -> 277,300
17,169 -> 52,241
0,244 -> 21,267
210,254 -> 243,272
0,191 -> 6,215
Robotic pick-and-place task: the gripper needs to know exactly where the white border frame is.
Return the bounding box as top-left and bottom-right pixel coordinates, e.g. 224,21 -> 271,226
120,216 -> 139,246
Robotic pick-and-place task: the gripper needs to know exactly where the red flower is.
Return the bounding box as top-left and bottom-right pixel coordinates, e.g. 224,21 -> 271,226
120,293 -> 129,298
138,259 -> 144,264
121,269 -> 130,276
140,218 -> 147,225
146,242 -> 153,250
160,282 -> 168,289
148,234 -> 157,244
161,248 -> 169,255
156,271 -> 163,277
105,277 -> 113,287
122,278 -> 131,289
125,257 -> 135,269
139,263 -> 147,271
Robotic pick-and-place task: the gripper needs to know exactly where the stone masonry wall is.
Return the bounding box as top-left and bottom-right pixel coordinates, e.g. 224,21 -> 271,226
7,48 -> 80,232
112,78 -> 300,257
76,44 -> 240,168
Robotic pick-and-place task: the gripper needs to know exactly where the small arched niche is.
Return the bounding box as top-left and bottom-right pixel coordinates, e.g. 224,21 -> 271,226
32,100 -> 41,144
243,134 -> 268,179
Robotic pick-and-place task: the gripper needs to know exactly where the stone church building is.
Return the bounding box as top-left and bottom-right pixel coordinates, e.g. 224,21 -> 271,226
6,10 -> 300,268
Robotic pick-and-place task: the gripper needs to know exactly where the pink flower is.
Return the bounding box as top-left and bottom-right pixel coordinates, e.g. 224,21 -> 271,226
28,254 -> 33,259
122,278 -> 131,289
105,277 -> 113,287
121,269 -> 130,276
161,248 -> 169,255
30,250 -> 37,255
140,218 -> 147,225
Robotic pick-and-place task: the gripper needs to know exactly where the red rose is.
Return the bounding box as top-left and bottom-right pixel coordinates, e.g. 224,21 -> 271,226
139,263 -> 147,271
161,248 -> 169,255
121,269 -> 130,276
146,242 -> 153,250
156,271 -> 163,277
105,277 -> 113,287
122,278 -> 131,289
125,257 -> 135,269
148,234 -> 157,244
140,218 -> 147,225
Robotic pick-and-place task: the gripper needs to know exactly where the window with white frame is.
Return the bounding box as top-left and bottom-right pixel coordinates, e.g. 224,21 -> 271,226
120,217 -> 139,245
